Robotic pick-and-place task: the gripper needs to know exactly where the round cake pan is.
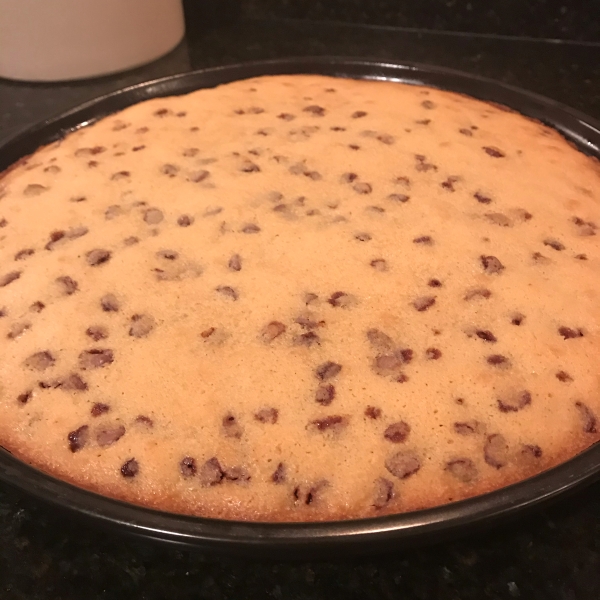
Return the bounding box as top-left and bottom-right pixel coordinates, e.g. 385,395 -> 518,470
0,57 -> 599,558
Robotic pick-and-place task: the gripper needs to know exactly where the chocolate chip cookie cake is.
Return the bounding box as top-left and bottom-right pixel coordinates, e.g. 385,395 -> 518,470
0,74 -> 599,522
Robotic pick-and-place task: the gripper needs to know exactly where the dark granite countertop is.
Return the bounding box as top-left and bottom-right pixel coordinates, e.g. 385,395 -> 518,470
1,17 -> 599,600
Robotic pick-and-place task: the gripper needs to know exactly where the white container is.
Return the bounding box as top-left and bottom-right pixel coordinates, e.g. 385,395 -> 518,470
0,0 -> 185,82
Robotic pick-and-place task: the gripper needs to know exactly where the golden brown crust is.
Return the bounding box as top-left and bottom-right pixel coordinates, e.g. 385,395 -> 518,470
0,74 -> 599,522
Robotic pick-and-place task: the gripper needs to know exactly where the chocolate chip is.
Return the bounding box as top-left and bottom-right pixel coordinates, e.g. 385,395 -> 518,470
388,193 -> 410,203
189,170 -> 210,183
511,313 -> 525,326
543,238 -> 565,251
425,347 -> 442,360
7,321 -> 31,340
474,191 -> 492,204
330,126 -> 345,131
293,481 -> 329,505
303,105 -> 325,116
459,128 -> 473,136
68,425 -> 89,452
14,248 -> 35,261
91,402 -> 110,417
121,458 -> 139,478
240,160 -> 260,173
328,291 -> 353,308
160,163 -> 179,177
24,351 -> 55,371
454,420 -> 483,435
522,444 -> 543,458
476,330 -> 497,342
353,182 -> 372,194
445,458 -> 477,483
558,326 -> 584,339
315,361 -> 342,381
111,171 -> 130,181
428,278 -> 442,288
575,254 -> 588,261
415,119 -> 431,125
224,466 -> 250,483
177,214 -> 194,227
484,434 -> 508,468
135,415 -> 154,427
365,406 -> 382,419
0,271 -> 21,287
366,328 -> 394,351
228,254 -> 242,271
215,286 -> 238,301
370,258 -> 388,272
222,414 -> 243,439
413,296 -> 436,312
572,216 -> 597,236
180,456 -> 197,478
199,457 -> 225,486
497,390 -> 531,412
241,223 -> 261,234
78,349 -> 114,370
414,154 -> 438,172
384,421 -> 410,443
29,301 -> 45,313
309,415 -> 348,432
96,424 -> 126,447
315,384 -> 335,406
352,111 -> 367,118
277,113 -> 295,121
413,235 -> 433,245
129,314 -> 155,338
143,208 -> 164,224
132,145 -> 145,152
153,108 -> 168,117
373,478 -> 394,509
86,326 -> 108,341
483,146 -> 505,158
100,294 -> 119,312
254,407 -> 279,424
261,321 -> 286,342
486,354 -> 510,367
56,275 -> 78,295
480,255 -> 504,274
441,176 -> 459,192
385,450 -> 421,480
156,250 -> 178,261
23,184 -> 48,197
556,370 -> 573,382
464,288 -> 492,301
575,401 -> 597,433
293,331 -> 321,346
86,249 -> 111,267
271,462 -> 286,484
485,212 -> 513,227
17,391 -> 33,404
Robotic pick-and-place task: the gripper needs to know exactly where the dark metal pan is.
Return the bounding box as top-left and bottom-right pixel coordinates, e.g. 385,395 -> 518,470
1,57 -> 599,559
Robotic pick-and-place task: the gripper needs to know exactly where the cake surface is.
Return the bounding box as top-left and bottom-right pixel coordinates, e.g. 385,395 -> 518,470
0,74 -> 599,522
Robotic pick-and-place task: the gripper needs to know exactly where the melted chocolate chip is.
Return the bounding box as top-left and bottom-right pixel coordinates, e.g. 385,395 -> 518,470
454,420 -> 483,435
558,326 -> 584,339
271,462 -> 286,484
17,390 -> 33,404
474,191 -> 492,204
129,314 -> 155,338
277,113 -> 295,121
385,450 -> 421,480
111,171 -> 130,181
15,248 -> 35,261
68,425 -> 89,452
464,288 -> 492,301
254,407 -> 279,424
86,249 -> 111,266
91,402 -> 110,417
485,212 -> 513,227
486,354 -> 510,367
86,326 -> 108,342
480,255 -> 504,274
483,146 -> 505,158
309,415 -> 348,432
96,424 -> 126,447
413,296 -> 436,312
355,231 -> 372,242
315,361 -> 342,381
373,478 -> 394,509
543,238 -> 565,251
24,351 -> 55,371
370,258 -> 388,272
240,160 -> 260,173
484,434 -> 508,468
156,249 -> 179,261
459,128 -> 473,136
556,370 -> 573,382
0,271 -> 21,288
261,321 -> 286,342
365,406 -> 382,419
135,415 -> 154,427
445,458 -> 478,483
56,276 -> 78,295
143,208 -> 164,225
161,163 -> 179,177
180,456 -> 197,477
413,235 -> 433,245
24,184 -> 47,197
575,401 -> 597,433
428,278 -> 442,288
497,390 -> 531,412
315,384 -> 336,406
7,321 -> 31,340
353,182 -> 373,194
303,105 -> 325,116
241,223 -> 261,234
384,421 -> 410,443
425,347 -> 442,360
215,286 -> 238,301
222,414 -> 243,439
388,193 -> 410,203
511,313 -> 525,326
177,214 -> 194,227
100,294 -> 119,312
199,457 -> 225,486
328,291 -> 353,308
352,110 -> 367,118
121,458 -> 139,478
522,444 -> 543,458
293,331 -> 321,346
78,349 -> 114,370
366,328 -> 394,351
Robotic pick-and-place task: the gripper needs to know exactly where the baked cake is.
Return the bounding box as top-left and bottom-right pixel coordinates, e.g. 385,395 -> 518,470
0,74 -> 599,522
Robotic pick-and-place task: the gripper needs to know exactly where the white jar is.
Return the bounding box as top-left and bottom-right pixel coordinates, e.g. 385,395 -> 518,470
0,0 -> 185,82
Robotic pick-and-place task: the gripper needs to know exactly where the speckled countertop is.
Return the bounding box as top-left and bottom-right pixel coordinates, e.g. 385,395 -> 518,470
1,17 -> 599,600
